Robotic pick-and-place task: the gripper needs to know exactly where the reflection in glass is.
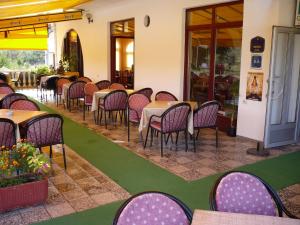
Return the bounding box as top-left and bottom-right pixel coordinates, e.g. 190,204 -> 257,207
216,4 -> 243,23
188,30 -> 211,103
187,9 -> 212,26
214,28 -> 242,116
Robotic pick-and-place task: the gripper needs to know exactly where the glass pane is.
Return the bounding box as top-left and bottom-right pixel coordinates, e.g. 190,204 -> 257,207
214,28 -> 242,116
270,33 -> 288,125
288,34 -> 300,122
188,30 -> 211,103
187,9 -> 212,26
216,3 -> 243,23
111,19 -> 134,36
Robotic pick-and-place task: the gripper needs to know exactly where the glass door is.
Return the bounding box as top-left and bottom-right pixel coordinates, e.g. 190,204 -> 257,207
188,30 -> 211,103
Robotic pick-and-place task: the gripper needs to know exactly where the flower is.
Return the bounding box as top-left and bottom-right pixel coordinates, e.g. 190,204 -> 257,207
0,141 -> 51,187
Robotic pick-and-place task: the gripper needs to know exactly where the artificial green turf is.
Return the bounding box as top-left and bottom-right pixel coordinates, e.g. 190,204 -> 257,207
33,102 -> 300,225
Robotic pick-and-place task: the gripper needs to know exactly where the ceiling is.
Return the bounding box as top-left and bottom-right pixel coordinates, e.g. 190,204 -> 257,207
0,0 -> 92,20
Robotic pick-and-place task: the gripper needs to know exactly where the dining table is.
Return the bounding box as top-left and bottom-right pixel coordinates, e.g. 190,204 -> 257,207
191,210 -> 300,225
91,88 -> 135,112
138,100 -> 197,134
0,109 -> 47,139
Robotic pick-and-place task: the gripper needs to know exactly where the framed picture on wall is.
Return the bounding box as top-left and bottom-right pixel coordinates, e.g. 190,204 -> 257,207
251,54 -> 262,69
296,0 -> 300,26
246,72 -> 264,101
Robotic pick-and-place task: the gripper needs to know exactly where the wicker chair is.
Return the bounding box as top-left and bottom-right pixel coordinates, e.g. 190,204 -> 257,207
97,90 -> 128,128
66,81 -> 86,111
127,93 -> 150,142
23,114 -> 67,169
210,171 -> 298,218
0,93 -> 27,109
9,99 -> 40,111
144,102 -> 191,156
193,100 -> 220,151
110,83 -> 126,90
78,76 -> 92,83
56,78 -> 70,106
83,83 -> 99,120
113,191 -> 193,225
95,80 -> 111,90
0,83 -> 14,95
155,91 -> 178,101
0,118 -> 16,148
135,87 -> 153,101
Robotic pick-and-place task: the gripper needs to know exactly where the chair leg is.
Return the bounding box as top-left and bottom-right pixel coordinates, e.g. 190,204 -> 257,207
150,128 -> 154,147
62,144 -> 67,170
193,132 -> 196,152
216,126 -> 219,148
93,111 -> 97,124
50,145 -> 53,158
160,132 -> 164,157
104,110 -> 107,129
83,104 -> 86,120
144,125 -> 151,149
128,120 -> 130,142
185,130 -> 188,152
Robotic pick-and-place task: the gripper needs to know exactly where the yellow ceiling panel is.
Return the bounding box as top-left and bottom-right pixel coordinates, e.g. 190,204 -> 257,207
0,0 -> 91,20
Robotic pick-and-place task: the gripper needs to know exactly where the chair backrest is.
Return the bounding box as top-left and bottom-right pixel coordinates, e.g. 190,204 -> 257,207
210,171 -> 282,216
110,83 -> 126,90
103,90 -> 128,111
45,76 -> 60,91
0,118 -> 16,148
96,80 -> 111,90
0,83 -> 14,95
78,76 -> 92,83
56,78 -> 70,95
193,100 -> 219,128
113,191 -> 192,225
155,91 -> 178,101
24,114 -> 64,148
0,79 -> 5,83
84,83 -> 99,104
67,75 -> 78,82
161,102 -> 191,133
68,81 -> 86,99
136,88 -> 153,100
0,73 -> 8,83
128,94 -> 150,122
9,99 -> 40,111
0,93 -> 27,109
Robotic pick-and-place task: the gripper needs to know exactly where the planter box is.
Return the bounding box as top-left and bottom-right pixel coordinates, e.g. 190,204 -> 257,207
0,178 -> 48,213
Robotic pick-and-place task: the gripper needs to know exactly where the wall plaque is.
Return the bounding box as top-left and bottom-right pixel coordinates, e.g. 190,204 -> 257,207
250,36 -> 265,53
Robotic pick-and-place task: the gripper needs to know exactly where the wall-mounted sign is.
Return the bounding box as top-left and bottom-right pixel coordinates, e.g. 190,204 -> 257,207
251,54 -> 262,69
246,72 -> 264,101
296,0 -> 300,26
250,36 -> 265,53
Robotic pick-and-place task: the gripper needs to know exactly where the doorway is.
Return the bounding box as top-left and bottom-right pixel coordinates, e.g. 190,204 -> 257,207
184,1 -> 243,131
62,29 -> 84,76
110,19 -> 134,88
264,26 -> 300,148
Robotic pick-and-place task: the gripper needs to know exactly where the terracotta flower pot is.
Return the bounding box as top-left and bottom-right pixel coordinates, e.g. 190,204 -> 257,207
0,178 -> 48,213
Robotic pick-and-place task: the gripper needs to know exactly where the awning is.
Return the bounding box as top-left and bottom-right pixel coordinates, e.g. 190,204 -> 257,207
0,0 -> 91,50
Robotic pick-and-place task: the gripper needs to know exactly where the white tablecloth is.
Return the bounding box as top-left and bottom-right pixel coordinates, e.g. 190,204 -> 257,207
138,101 -> 197,134
91,89 -> 134,111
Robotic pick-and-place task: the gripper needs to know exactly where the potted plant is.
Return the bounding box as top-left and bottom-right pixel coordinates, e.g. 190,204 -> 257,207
0,141 -> 51,213
227,80 -> 240,137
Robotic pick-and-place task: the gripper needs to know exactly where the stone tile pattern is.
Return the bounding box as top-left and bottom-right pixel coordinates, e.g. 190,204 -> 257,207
26,89 -> 300,181
0,145 -> 130,225
279,184 -> 300,218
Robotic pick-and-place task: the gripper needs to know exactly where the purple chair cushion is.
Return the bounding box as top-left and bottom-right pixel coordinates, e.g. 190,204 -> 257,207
10,100 -> 39,111
0,119 -> 16,148
116,193 -> 190,225
128,94 -> 150,123
215,172 -> 277,216
194,102 -> 219,128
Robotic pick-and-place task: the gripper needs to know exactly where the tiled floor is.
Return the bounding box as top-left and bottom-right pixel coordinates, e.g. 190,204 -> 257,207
0,145 -> 130,225
26,89 -> 300,181
1,89 -> 297,225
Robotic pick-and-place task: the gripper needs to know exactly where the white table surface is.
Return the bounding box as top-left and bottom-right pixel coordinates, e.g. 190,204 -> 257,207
191,210 -> 300,225
138,101 -> 197,134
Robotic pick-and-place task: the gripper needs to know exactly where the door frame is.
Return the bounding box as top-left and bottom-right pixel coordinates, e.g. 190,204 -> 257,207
264,26 -> 300,148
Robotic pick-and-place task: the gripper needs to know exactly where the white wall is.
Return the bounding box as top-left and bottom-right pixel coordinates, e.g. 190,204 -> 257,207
236,0 -> 296,141
55,0 -> 296,141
